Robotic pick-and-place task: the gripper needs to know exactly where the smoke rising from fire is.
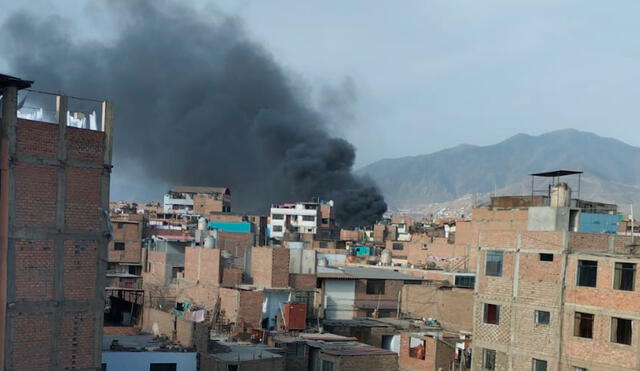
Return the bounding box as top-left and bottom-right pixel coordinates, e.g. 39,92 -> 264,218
0,1 -> 386,226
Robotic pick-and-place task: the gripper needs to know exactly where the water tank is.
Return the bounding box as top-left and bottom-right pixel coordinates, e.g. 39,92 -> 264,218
380,249 -> 392,266
198,217 -> 207,231
551,183 -> 571,208
204,236 -> 215,248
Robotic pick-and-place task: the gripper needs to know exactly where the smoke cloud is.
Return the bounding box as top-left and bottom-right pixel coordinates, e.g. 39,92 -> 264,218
0,1 -> 386,227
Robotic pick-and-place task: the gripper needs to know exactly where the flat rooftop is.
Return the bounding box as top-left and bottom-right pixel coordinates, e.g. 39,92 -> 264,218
208,343 -> 282,362
317,265 -> 424,281
103,334 -> 194,352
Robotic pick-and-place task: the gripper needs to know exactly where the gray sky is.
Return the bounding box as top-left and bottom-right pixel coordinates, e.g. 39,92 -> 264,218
3,0 -> 640,168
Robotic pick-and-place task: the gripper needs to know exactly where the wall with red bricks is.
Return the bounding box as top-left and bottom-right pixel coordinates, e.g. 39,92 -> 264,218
289,274 -> 316,290
340,229 -> 360,241
6,118 -> 109,370
193,193 -> 224,216
401,285 -> 473,332
144,250 -> 169,286
353,279 -> 404,317
222,267 -> 243,286
217,231 -> 253,258
321,352 -> 399,371
109,221 -> 143,263
219,288 -> 263,329
251,247 -> 290,288
184,247 -> 222,284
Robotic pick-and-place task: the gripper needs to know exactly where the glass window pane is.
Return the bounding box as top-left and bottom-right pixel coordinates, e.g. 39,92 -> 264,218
486,251 -> 503,277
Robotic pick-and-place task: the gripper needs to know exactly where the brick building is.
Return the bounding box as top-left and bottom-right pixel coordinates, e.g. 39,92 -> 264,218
163,185 -> 231,216
0,74 -> 113,370
105,216 -> 145,326
472,180 -> 638,370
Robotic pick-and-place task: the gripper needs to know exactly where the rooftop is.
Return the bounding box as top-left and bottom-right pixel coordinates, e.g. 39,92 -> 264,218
208,343 -> 282,362
0,73 -> 33,90
102,334 -> 194,352
530,170 -> 583,177
322,318 -> 395,328
170,186 -> 229,195
317,265 -> 424,281
305,339 -> 396,356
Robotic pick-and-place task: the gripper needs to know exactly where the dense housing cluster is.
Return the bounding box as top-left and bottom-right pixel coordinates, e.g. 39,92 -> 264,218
3,74 -> 640,371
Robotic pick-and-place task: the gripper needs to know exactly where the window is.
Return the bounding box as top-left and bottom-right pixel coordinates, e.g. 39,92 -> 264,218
392,242 -> 404,250
532,359 -> 548,371
366,279 -> 385,295
319,242 -> 328,249
535,310 -> 550,325
227,366 -> 238,371
614,263 -> 635,291
539,253 -> 554,262
611,317 -> 632,345
483,349 -> 496,370
272,214 -> 284,220
321,360 -> 335,371
149,364 -> 177,371
117,223 -> 124,229
171,267 -> 184,279
577,260 -> 598,287
454,275 -> 475,289
574,312 -> 594,338
485,250 -> 503,277
114,242 -> 125,251
572,367 -> 587,371
302,215 -> 315,222
484,304 -> 500,325
102,364 -> 107,371
409,337 -> 426,360
272,225 -> 283,232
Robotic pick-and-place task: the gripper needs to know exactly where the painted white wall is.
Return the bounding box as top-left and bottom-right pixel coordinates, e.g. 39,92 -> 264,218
102,351 -> 197,371
323,279 -> 355,320
163,193 -> 195,214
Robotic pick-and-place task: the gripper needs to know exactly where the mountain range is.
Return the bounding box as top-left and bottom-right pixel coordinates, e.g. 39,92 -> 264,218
358,129 -> 640,216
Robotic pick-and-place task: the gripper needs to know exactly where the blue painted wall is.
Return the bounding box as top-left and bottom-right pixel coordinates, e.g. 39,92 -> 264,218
208,221 -> 252,233
579,213 -> 620,234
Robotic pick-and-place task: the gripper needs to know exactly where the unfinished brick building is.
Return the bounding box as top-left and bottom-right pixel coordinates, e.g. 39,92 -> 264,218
0,74 -> 113,370
473,176 -> 639,371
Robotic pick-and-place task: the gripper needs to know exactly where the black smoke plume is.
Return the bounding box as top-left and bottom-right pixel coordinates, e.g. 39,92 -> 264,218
0,1 -> 386,227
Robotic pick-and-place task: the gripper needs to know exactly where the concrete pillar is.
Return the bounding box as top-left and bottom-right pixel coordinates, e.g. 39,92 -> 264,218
0,85 -> 17,371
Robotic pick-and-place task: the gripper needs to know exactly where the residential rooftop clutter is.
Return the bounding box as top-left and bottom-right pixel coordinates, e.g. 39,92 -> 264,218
270,199 -> 338,244
102,333 -> 197,370
164,186 -> 232,216
102,162 -> 640,371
